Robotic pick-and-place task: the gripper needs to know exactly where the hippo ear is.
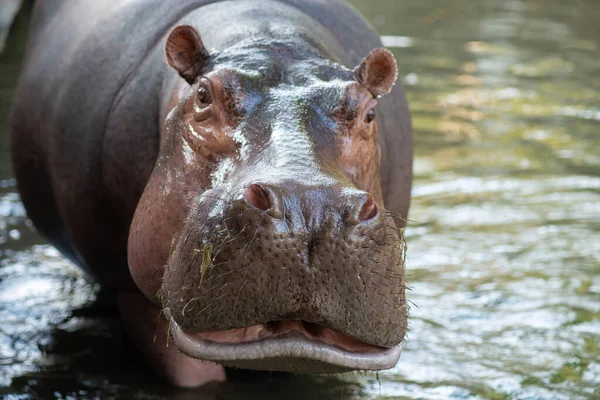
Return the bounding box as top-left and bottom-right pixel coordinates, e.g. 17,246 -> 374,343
165,25 -> 210,84
353,48 -> 398,97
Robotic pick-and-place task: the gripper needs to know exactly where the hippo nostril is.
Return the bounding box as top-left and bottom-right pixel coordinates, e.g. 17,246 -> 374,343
359,195 -> 379,222
244,184 -> 271,211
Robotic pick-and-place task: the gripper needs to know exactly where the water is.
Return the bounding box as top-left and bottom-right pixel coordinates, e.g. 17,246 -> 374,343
1,0 -> 599,398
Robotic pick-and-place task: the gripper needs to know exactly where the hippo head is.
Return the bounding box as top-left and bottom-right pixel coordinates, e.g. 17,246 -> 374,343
128,25 -> 406,373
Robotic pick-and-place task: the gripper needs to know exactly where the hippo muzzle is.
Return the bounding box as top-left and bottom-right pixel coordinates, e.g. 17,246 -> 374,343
162,180 -> 406,372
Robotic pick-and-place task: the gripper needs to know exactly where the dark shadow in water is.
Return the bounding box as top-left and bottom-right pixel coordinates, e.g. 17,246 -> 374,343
2,298 -> 363,399
0,0 -> 31,180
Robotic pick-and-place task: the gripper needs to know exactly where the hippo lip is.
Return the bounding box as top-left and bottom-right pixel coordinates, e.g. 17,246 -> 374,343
164,308 -> 401,372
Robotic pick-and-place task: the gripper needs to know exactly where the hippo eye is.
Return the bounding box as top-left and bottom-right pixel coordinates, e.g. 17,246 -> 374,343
197,86 -> 212,105
365,108 -> 376,123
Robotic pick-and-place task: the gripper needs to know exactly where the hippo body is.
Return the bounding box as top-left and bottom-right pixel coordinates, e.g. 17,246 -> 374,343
11,0 -> 412,387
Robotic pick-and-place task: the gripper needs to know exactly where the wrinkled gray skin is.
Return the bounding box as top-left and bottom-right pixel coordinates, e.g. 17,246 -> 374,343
11,0 -> 412,387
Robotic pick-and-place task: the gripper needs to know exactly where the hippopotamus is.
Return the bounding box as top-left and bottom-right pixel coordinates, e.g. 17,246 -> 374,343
10,0 -> 412,387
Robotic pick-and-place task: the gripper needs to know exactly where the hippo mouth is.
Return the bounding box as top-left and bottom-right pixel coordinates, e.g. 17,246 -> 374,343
164,308 -> 401,373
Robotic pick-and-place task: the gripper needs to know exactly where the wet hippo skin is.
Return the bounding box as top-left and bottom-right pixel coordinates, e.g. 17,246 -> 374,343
11,0 -> 413,387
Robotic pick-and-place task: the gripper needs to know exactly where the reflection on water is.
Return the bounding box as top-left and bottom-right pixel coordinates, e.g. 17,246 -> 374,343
1,0 -> 599,398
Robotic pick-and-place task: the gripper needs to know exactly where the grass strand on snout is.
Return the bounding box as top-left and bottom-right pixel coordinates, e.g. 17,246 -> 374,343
192,243 -> 214,285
